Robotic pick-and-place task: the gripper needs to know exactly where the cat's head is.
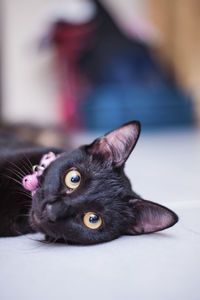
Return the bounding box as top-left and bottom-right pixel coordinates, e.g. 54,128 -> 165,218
28,121 -> 178,244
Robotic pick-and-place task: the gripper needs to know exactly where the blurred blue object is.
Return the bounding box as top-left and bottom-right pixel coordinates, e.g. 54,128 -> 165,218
83,83 -> 194,131
80,1 -> 194,132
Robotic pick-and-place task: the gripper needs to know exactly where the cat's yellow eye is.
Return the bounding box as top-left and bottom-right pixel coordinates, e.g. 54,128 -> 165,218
83,212 -> 102,230
65,170 -> 81,189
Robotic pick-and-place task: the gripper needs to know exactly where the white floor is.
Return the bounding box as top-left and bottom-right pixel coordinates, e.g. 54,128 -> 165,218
0,128 -> 200,300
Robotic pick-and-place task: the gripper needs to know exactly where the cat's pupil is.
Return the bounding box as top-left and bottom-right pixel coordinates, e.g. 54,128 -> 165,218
71,174 -> 80,183
89,214 -> 99,224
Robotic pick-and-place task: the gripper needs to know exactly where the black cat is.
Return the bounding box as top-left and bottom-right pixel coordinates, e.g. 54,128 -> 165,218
0,121 -> 178,244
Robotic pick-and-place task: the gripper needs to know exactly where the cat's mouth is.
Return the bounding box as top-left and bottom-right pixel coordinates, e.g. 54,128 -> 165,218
29,210 -> 65,243
29,202 -> 59,234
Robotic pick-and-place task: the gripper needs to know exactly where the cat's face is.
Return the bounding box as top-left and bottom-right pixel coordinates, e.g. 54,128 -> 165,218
29,121 -> 178,244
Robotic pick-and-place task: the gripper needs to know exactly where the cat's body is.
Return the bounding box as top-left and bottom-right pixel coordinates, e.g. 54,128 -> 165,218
0,122 -> 178,244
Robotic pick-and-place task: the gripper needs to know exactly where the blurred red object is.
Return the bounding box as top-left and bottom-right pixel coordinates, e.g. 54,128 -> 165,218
49,20 -> 95,129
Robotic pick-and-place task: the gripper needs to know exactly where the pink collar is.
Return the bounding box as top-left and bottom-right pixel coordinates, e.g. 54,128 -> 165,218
22,152 -> 61,196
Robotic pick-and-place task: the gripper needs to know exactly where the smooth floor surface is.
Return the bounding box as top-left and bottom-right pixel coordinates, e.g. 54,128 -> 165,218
0,128 -> 200,300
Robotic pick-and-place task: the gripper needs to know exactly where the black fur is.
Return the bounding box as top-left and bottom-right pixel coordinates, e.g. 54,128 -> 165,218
0,122 -> 178,244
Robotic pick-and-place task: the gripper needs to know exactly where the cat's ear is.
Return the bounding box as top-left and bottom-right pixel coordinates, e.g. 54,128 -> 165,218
126,199 -> 178,234
86,121 -> 141,167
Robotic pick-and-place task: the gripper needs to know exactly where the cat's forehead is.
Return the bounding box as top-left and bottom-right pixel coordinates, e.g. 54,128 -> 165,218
61,148 -> 87,163
47,147 -> 110,174
49,148 -> 88,169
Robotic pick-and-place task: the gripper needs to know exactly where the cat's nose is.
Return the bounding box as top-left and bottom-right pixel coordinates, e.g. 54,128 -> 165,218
44,203 -> 57,222
43,202 -> 69,222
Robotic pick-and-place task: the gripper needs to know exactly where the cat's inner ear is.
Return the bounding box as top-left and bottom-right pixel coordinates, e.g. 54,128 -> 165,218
86,121 -> 141,167
126,199 -> 178,234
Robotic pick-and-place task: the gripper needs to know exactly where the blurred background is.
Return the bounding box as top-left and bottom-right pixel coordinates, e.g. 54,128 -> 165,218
1,3 -> 200,300
0,0 -> 200,147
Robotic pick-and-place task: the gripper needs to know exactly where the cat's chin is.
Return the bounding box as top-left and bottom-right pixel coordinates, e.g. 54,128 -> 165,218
44,235 -> 94,245
44,235 -> 104,245
45,235 -> 67,244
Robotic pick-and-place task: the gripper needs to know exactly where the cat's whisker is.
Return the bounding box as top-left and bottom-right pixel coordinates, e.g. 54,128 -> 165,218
16,189 -> 31,195
27,236 -> 45,247
16,213 -> 30,218
20,161 -> 33,176
20,163 -> 32,175
6,165 -> 27,180
22,207 -> 32,212
15,190 -> 32,199
21,153 -> 33,171
12,185 -> 33,198
4,174 -> 23,186
7,160 -> 27,177
3,176 -> 34,201
22,153 -> 34,169
38,238 -> 54,245
25,240 -> 57,252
